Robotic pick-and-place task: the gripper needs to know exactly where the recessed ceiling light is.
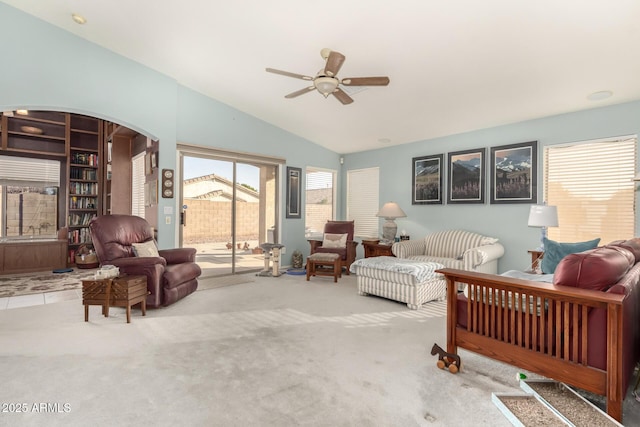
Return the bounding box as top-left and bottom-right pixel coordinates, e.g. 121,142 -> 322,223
71,13 -> 87,25
587,90 -> 613,101
16,109 -> 28,115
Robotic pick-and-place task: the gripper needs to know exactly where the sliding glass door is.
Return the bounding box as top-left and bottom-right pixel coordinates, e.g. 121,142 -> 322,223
179,148 -> 279,277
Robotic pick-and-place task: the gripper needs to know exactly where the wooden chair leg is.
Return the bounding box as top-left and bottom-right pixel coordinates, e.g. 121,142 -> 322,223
306,260 -> 313,281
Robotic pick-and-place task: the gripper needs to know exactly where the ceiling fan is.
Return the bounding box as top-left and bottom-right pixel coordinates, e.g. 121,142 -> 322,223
266,48 -> 390,105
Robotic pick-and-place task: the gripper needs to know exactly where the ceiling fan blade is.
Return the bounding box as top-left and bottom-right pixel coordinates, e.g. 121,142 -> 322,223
324,51 -> 346,77
332,88 -> 354,105
285,86 -> 316,99
341,76 -> 390,86
266,68 -> 313,81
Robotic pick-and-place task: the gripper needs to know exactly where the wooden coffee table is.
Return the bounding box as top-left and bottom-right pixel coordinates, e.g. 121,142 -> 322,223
82,275 -> 148,323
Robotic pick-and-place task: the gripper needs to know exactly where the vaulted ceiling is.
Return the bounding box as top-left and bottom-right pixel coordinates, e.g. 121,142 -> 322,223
3,0 -> 640,154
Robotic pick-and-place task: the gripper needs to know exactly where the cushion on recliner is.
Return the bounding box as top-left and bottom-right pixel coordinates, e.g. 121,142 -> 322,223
540,237 -> 601,274
553,246 -> 635,291
322,233 -> 347,248
132,240 -> 160,257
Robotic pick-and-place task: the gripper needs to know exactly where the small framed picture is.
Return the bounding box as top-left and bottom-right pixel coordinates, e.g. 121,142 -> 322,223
447,148 -> 485,204
412,154 -> 444,205
490,141 -> 537,204
286,166 -> 302,219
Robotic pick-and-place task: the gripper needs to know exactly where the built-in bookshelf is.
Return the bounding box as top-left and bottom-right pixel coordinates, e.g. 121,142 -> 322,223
67,114 -> 102,264
0,111 -> 103,265
0,111 -> 142,268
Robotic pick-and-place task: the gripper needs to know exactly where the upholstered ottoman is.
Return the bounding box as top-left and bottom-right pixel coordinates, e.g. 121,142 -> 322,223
306,252 -> 341,282
349,257 -> 446,309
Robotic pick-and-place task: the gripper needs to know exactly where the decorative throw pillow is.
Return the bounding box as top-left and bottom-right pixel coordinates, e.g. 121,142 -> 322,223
322,233 -> 347,248
540,237 -> 601,274
132,240 -> 160,257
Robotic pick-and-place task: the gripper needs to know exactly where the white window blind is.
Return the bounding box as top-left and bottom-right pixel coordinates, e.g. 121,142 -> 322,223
305,167 -> 336,237
131,152 -> 145,218
347,167 -> 379,238
0,156 -> 60,186
544,136 -> 636,244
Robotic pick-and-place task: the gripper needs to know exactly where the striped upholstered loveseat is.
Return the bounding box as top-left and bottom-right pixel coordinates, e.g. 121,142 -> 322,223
391,229 -> 504,274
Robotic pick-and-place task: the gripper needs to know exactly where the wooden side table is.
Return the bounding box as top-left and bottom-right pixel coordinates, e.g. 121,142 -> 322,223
362,240 -> 394,258
82,275 -> 148,323
528,250 -> 544,272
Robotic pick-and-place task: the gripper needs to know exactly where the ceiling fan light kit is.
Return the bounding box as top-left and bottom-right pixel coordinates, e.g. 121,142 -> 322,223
314,76 -> 339,97
266,48 -> 390,105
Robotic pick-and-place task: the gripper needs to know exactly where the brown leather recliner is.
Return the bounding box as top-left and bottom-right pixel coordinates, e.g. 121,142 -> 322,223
89,214 -> 201,308
308,220 -> 358,275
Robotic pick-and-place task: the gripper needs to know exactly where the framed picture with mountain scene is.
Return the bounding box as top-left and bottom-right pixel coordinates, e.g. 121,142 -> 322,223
447,148 -> 485,204
412,154 -> 444,204
490,141 -> 537,204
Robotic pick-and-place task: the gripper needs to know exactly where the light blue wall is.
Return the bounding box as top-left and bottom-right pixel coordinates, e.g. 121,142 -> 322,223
343,101 -> 640,271
3,3 -> 639,271
175,85 -> 340,253
0,3 -> 339,257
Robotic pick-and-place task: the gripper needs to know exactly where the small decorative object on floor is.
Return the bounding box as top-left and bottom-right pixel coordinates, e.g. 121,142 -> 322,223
291,250 -> 303,269
286,250 -> 306,275
430,343 -> 461,374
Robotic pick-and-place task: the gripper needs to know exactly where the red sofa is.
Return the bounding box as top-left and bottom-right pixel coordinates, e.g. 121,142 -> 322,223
437,239 -> 640,423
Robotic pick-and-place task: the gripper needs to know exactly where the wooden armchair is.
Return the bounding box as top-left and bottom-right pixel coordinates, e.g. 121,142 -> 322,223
308,220 -> 358,275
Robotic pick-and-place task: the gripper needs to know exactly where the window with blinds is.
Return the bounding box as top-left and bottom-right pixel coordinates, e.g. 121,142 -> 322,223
544,136 -> 636,244
0,155 -> 60,238
131,152 -> 145,218
347,167 -> 380,238
305,167 -> 336,237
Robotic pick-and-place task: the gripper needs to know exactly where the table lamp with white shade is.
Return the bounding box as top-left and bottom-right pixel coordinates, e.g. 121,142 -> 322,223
376,202 -> 407,245
528,204 -> 559,250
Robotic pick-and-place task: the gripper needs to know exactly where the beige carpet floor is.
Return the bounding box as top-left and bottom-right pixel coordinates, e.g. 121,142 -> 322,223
0,273 -> 638,426
197,274 -> 255,291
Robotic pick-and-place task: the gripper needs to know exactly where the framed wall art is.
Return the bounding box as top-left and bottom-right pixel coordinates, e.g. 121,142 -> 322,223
447,148 -> 485,204
286,166 -> 302,219
490,141 -> 537,204
412,154 -> 444,204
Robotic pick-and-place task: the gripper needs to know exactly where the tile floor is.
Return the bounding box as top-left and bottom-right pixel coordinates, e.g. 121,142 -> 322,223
0,240 -> 267,311
0,288 -> 81,310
